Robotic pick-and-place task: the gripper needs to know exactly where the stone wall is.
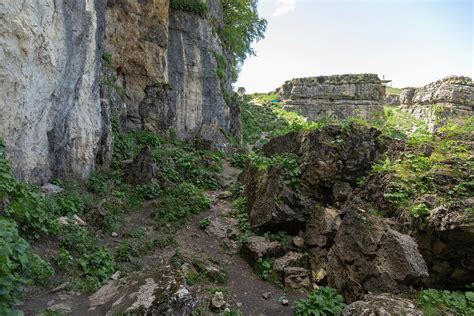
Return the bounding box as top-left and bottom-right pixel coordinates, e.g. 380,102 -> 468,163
0,0 -> 108,183
399,76 -> 473,131
279,74 -> 385,122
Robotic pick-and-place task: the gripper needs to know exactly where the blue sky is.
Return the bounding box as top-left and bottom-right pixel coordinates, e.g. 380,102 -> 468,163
236,0 -> 473,93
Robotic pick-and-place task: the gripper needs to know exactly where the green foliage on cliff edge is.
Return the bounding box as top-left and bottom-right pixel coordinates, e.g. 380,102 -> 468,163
220,0 -> 267,65
170,0 -> 209,16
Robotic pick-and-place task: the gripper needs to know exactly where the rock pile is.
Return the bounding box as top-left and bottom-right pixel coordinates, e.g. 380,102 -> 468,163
279,74 -> 385,122
400,76 -> 473,131
238,123 -> 472,302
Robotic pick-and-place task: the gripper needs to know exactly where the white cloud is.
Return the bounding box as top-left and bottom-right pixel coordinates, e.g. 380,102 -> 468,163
273,0 -> 297,17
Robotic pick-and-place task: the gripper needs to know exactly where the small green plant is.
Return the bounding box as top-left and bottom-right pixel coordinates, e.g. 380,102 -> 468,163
255,257 -> 274,281
199,217 -> 211,230
417,289 -> 474,316
294,287 -> 346,316
410,203 -> 431,219
102,51 -> 112,64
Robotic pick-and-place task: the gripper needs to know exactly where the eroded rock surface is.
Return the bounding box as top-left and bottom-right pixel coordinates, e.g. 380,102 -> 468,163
0,0 -> 109,183
241,124 -> 384,232
88,269 -> 198,315
342,293 -> 424,316
327,211 -> 428,302
400,76 -> 473,131
279,74 -> 385,122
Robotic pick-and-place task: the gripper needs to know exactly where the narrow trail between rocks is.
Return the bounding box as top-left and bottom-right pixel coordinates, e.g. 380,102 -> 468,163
175,160 -> 305,315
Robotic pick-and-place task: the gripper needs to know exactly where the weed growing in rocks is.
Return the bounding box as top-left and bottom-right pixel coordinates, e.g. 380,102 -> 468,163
170,0 -> 208,16
294,287 -> 346,316
417,289 -> 474,316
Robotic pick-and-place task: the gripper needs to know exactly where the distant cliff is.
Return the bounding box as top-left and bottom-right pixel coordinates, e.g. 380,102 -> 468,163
279,74 -> 385,122
400,76 -> 473,131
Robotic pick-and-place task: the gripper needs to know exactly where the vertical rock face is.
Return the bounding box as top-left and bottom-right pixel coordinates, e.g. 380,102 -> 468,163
105,0 -> 241,151
0,0 -> 108,183
400,76 -> 473,131
279,74 -> 385,122
104,0 -> 170,129
167,5 -> 232,145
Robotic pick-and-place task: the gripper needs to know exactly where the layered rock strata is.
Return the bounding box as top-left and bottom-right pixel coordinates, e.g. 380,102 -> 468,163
279,74 -> 385,122
400,76 -> 473,131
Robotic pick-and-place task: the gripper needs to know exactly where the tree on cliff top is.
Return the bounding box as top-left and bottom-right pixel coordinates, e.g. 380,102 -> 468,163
220,0 -> 267,66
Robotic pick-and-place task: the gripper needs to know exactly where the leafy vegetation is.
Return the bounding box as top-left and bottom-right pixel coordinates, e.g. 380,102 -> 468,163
369,116 -> 473,219
220,0 -> 267,73
294,287 -> 346,316
170,0 -> 208,16
0,219 -> 53,314
241,94 -> 328,147
417,289 -> 474,316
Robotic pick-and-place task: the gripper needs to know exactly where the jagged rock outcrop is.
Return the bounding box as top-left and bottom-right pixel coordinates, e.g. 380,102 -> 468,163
400,76 -> 473,131
239,124 -> 435,302
0,0 -> 109,183
279,74 -> 385,122
417,198 -> 474,289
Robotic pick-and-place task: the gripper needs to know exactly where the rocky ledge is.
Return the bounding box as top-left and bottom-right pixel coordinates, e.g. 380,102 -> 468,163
278,74 -> 385,122
400,75 -> 473,131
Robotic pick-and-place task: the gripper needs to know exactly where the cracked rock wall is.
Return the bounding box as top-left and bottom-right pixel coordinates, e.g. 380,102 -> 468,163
0,0 -> 108,183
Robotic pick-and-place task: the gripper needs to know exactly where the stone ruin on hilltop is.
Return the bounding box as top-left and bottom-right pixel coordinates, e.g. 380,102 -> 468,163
278,74 -> 385,122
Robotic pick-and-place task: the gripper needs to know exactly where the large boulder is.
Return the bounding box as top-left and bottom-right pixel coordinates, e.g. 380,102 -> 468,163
240,164 -> 309,232
125,146 -> 158,185
342,293 -> 424,316
327,211 -> 428,302
416,198 -> 474,288
88,269 -> 198,315
240,124 -> 384,233
279,74 -> 385,122
240,236 -> 284,266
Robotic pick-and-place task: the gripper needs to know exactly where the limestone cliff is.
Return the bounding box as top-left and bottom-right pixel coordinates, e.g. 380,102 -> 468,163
0,0 -> 108,183
0,0 -> 241,183
279,74 -> 385,122
105,0 -> 241,151
400,76 -> 473,131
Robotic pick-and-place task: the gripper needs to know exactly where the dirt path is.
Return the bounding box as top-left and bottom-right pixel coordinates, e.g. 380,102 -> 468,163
21,161 -> 305,315
175,160 -> 305,315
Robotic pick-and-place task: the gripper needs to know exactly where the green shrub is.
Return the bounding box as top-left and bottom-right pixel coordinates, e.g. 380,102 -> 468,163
294,287 -> 346,316
250,153 -> 302,189
170,0 -> 208,16
0,218 -> 53,313
0,141 -> 51,239
417,289 -> 474,316
229,152 -> 249,168
254,258 -> 273,281
154,182 -> 211,232
220,0 -> 267,67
